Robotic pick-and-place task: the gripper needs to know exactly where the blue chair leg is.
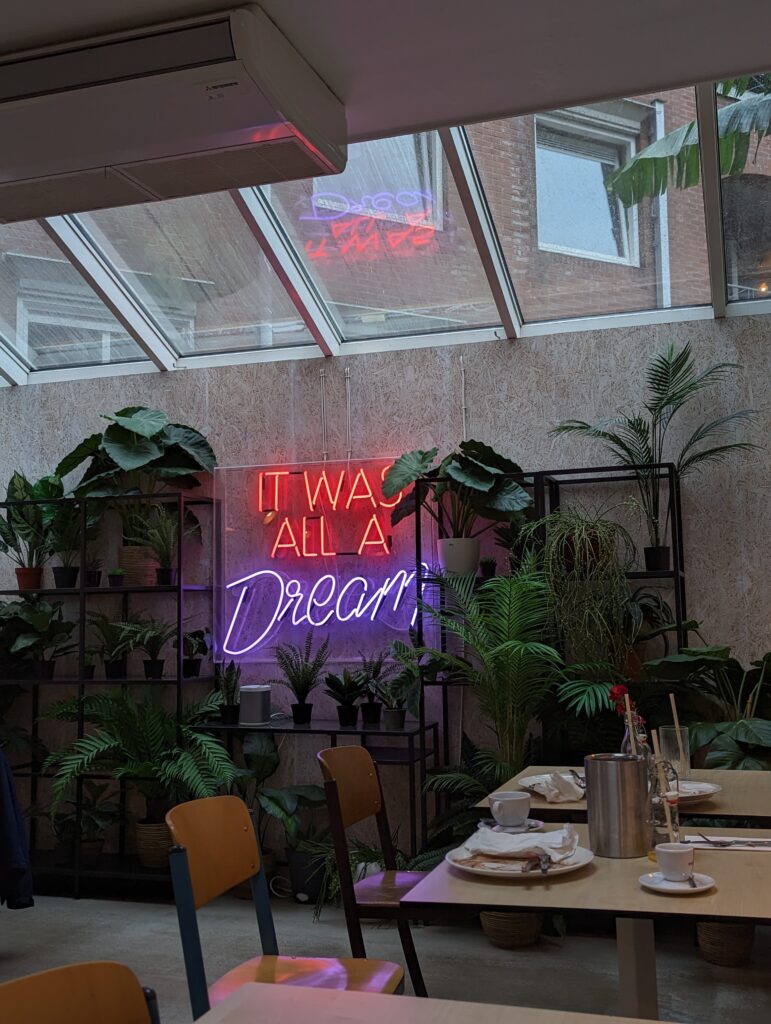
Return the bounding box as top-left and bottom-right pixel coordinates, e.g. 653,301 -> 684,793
169,846 -> 210,1020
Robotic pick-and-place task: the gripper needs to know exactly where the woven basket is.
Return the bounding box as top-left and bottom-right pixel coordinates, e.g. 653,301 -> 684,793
481,911 -> 543,949
697,921 -> 755,966
119,545 -> 158,586
135,822 -> 172,871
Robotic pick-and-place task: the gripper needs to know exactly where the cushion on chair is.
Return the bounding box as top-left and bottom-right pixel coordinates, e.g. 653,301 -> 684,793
353,870 -> 426,908
209,955 -> 404,1005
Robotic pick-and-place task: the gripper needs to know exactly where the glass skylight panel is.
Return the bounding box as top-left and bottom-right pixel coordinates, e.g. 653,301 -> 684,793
265,132 -> 500,340
718,74 -> 771,303
467,89 -> 712,321
78,192 -> 315,356
0,221 -> 143,371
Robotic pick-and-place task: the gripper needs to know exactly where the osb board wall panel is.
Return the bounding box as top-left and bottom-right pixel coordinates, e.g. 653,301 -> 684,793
0,316 -> 767,842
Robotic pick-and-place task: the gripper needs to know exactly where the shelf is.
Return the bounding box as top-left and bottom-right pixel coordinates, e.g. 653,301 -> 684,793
1,676 -> 213,686
194,717 -> 437,738
365,745 -> 435,765
0,584 -> 212,596
31,849 -> 171,883
627,570 -> 684,580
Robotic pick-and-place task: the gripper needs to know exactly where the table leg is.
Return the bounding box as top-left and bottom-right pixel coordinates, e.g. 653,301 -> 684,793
616,917 -> 658,1020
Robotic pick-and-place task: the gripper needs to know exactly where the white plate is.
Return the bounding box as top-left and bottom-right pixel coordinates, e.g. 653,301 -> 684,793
446,844 -> 594,880
676,782 -> 722,804
639,871 -> 715,895
478,818 -> 545,834
518,773 -> 586,797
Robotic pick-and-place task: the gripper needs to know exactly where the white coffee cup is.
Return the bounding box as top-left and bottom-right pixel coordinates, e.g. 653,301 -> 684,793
656,842 -> 695,881
490,791 -> 530,829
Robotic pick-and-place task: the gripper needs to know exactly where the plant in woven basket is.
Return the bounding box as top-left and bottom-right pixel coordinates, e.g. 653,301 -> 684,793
43,689 -> 235,822
125,504 -> 183,570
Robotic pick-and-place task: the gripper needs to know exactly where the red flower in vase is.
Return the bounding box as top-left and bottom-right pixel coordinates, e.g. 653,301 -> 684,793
609,683 -> 629,716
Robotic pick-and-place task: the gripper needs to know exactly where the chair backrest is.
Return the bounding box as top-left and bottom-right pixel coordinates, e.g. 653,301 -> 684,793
166,795 -> 260,908
0,962 -> 153,1024
317,746 -> 382,828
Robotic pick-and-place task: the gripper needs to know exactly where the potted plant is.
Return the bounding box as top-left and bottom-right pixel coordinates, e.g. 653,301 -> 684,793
323,669 -> 365,728
133,618 -> 177,680
126,504 -> 184,586
554,342 -> 758,571
82,650 -> 97,680
379,635 -> 426,730
84,557 -> 103,589
358,651 -> 395,726
216,659 -> 241,724
479,556 -> 497,581
44,688 -> 235,870
383,440 -> 532,575
0,472 -> 55,591
40,781 -> 123,868
232,732 -> 281,882
257,783 -> 328,902
88,612 -> 142,680
268,630 -> 330,725
178,629 -> 212,678
107,568 -> 125,588
0,599 -> 77,679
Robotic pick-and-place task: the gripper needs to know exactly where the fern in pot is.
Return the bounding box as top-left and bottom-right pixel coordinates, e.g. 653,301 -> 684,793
268,630 -> 330,725
88,612 -> 143,680
133,618 -> 176,680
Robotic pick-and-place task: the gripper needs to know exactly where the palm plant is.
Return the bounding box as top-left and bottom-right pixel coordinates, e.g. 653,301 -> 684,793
43,689 -> 235,821
269,630 -> 330,704
323,669 -> 365,707
132,618 -> 177,661
87,612 -> 143,663
419,566 -> 564,776
554,342 -> 757,550
358,650 -> 396,703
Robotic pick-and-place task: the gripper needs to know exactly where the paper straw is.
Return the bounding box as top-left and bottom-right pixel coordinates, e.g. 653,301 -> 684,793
624,693 -> 637,755
651,729 -> 675,843
668,692 -> 687,771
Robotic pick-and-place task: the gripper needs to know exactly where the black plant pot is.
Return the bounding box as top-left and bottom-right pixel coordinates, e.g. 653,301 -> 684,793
286,846 -> 325,904
220,704 -> 240,725
360,702 -> 382,726
82,664 -> 95,680
337,705 -> 359,728
143,659 -> 165,680
155,567 -> 178,586
52,566 -> 79,589
84,570 -> 102,588
105,657 -> 127,680
479,564 -> 497,581
182,658 -> 202,678
33,660 -> 55,680
291,702 -> 313,725
644,546 -> 671,573
108,575 -> 124,589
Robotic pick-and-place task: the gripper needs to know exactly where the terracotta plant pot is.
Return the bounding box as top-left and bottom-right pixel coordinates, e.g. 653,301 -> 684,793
52,566 -> 79,589
337,705 -> 359,728
383,708 -> 407,730
135,821 -> 172,871
291,702 -> 313,725
15,567 -> 43,591
481,911 -> 543,949
437,537 -> 480,575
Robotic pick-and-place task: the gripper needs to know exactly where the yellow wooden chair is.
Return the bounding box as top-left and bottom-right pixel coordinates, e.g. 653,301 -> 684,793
166,795 -> 404,1020
0,961 -> 160,1024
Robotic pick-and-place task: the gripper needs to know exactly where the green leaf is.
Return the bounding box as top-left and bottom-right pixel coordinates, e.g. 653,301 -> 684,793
102,424 -> 162,471
382,448 -> 438,498
162,425 -> 217,471
732,718 -> 771,747
104,408 -> 168,439
56,433 -> 103,480
458,440 -> 523,477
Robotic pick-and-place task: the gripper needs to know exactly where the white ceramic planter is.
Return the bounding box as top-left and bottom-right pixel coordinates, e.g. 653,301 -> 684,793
437,537 -> 480,575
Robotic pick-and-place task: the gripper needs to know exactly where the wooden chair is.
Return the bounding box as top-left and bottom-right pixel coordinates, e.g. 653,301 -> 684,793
166,795 -> 404,1020
317,745 -> 428,997
0,961 -> 161,1024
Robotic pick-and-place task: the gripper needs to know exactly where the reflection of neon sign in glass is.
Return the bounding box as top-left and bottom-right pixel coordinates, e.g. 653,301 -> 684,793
223,565 -> 427,655
300,190 -> 434,222
304,210 -> 437,262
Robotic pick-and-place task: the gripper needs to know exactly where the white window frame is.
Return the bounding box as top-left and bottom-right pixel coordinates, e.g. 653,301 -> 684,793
310,134 -> 445,229
534,109 -> 642,267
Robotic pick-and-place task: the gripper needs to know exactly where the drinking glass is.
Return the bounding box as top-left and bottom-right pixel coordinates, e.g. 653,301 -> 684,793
659,725 -> 690,780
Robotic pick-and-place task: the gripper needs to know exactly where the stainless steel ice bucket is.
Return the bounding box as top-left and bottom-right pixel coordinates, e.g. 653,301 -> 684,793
584,753 -> 649,858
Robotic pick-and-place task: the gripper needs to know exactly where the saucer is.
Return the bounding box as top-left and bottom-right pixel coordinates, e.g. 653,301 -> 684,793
639,871 -> 715,895
479,818 -> 544,834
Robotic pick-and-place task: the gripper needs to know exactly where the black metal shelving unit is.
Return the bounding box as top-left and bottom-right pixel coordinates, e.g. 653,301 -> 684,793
0,491 -> 213,897
413,462 -> 689,770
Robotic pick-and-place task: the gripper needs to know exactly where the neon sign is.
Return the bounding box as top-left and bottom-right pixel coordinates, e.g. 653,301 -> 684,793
300,190 -> 434,221
215,459 -> 420,660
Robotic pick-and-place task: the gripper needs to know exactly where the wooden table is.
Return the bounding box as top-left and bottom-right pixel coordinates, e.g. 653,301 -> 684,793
402,824 -> 771,1021
198,981 -> 677,1024
479,766 -> 771,822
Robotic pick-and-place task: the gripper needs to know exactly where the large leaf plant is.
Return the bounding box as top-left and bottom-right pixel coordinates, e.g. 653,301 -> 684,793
43,689 -> 236,821
382,440 -> 532,537
554,342 -> 757,548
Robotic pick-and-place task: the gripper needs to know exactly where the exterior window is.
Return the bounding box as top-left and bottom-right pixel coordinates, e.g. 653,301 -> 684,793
535,121 -> 636,264
311,134 -> 443,228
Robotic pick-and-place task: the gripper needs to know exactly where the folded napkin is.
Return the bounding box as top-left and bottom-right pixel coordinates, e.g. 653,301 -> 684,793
521,772 -> 584,802
461,824 -> 579,864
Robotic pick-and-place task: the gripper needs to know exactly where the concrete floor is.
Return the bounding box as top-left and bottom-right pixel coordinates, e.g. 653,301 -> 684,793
1,896 -> 770,1023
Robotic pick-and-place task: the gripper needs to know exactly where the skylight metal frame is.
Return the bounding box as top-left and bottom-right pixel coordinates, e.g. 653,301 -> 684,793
0,334 -> 28,385
695,82 -> 728,318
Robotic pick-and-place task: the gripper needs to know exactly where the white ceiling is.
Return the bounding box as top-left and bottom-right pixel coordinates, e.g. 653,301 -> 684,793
3,0 -> 771,141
